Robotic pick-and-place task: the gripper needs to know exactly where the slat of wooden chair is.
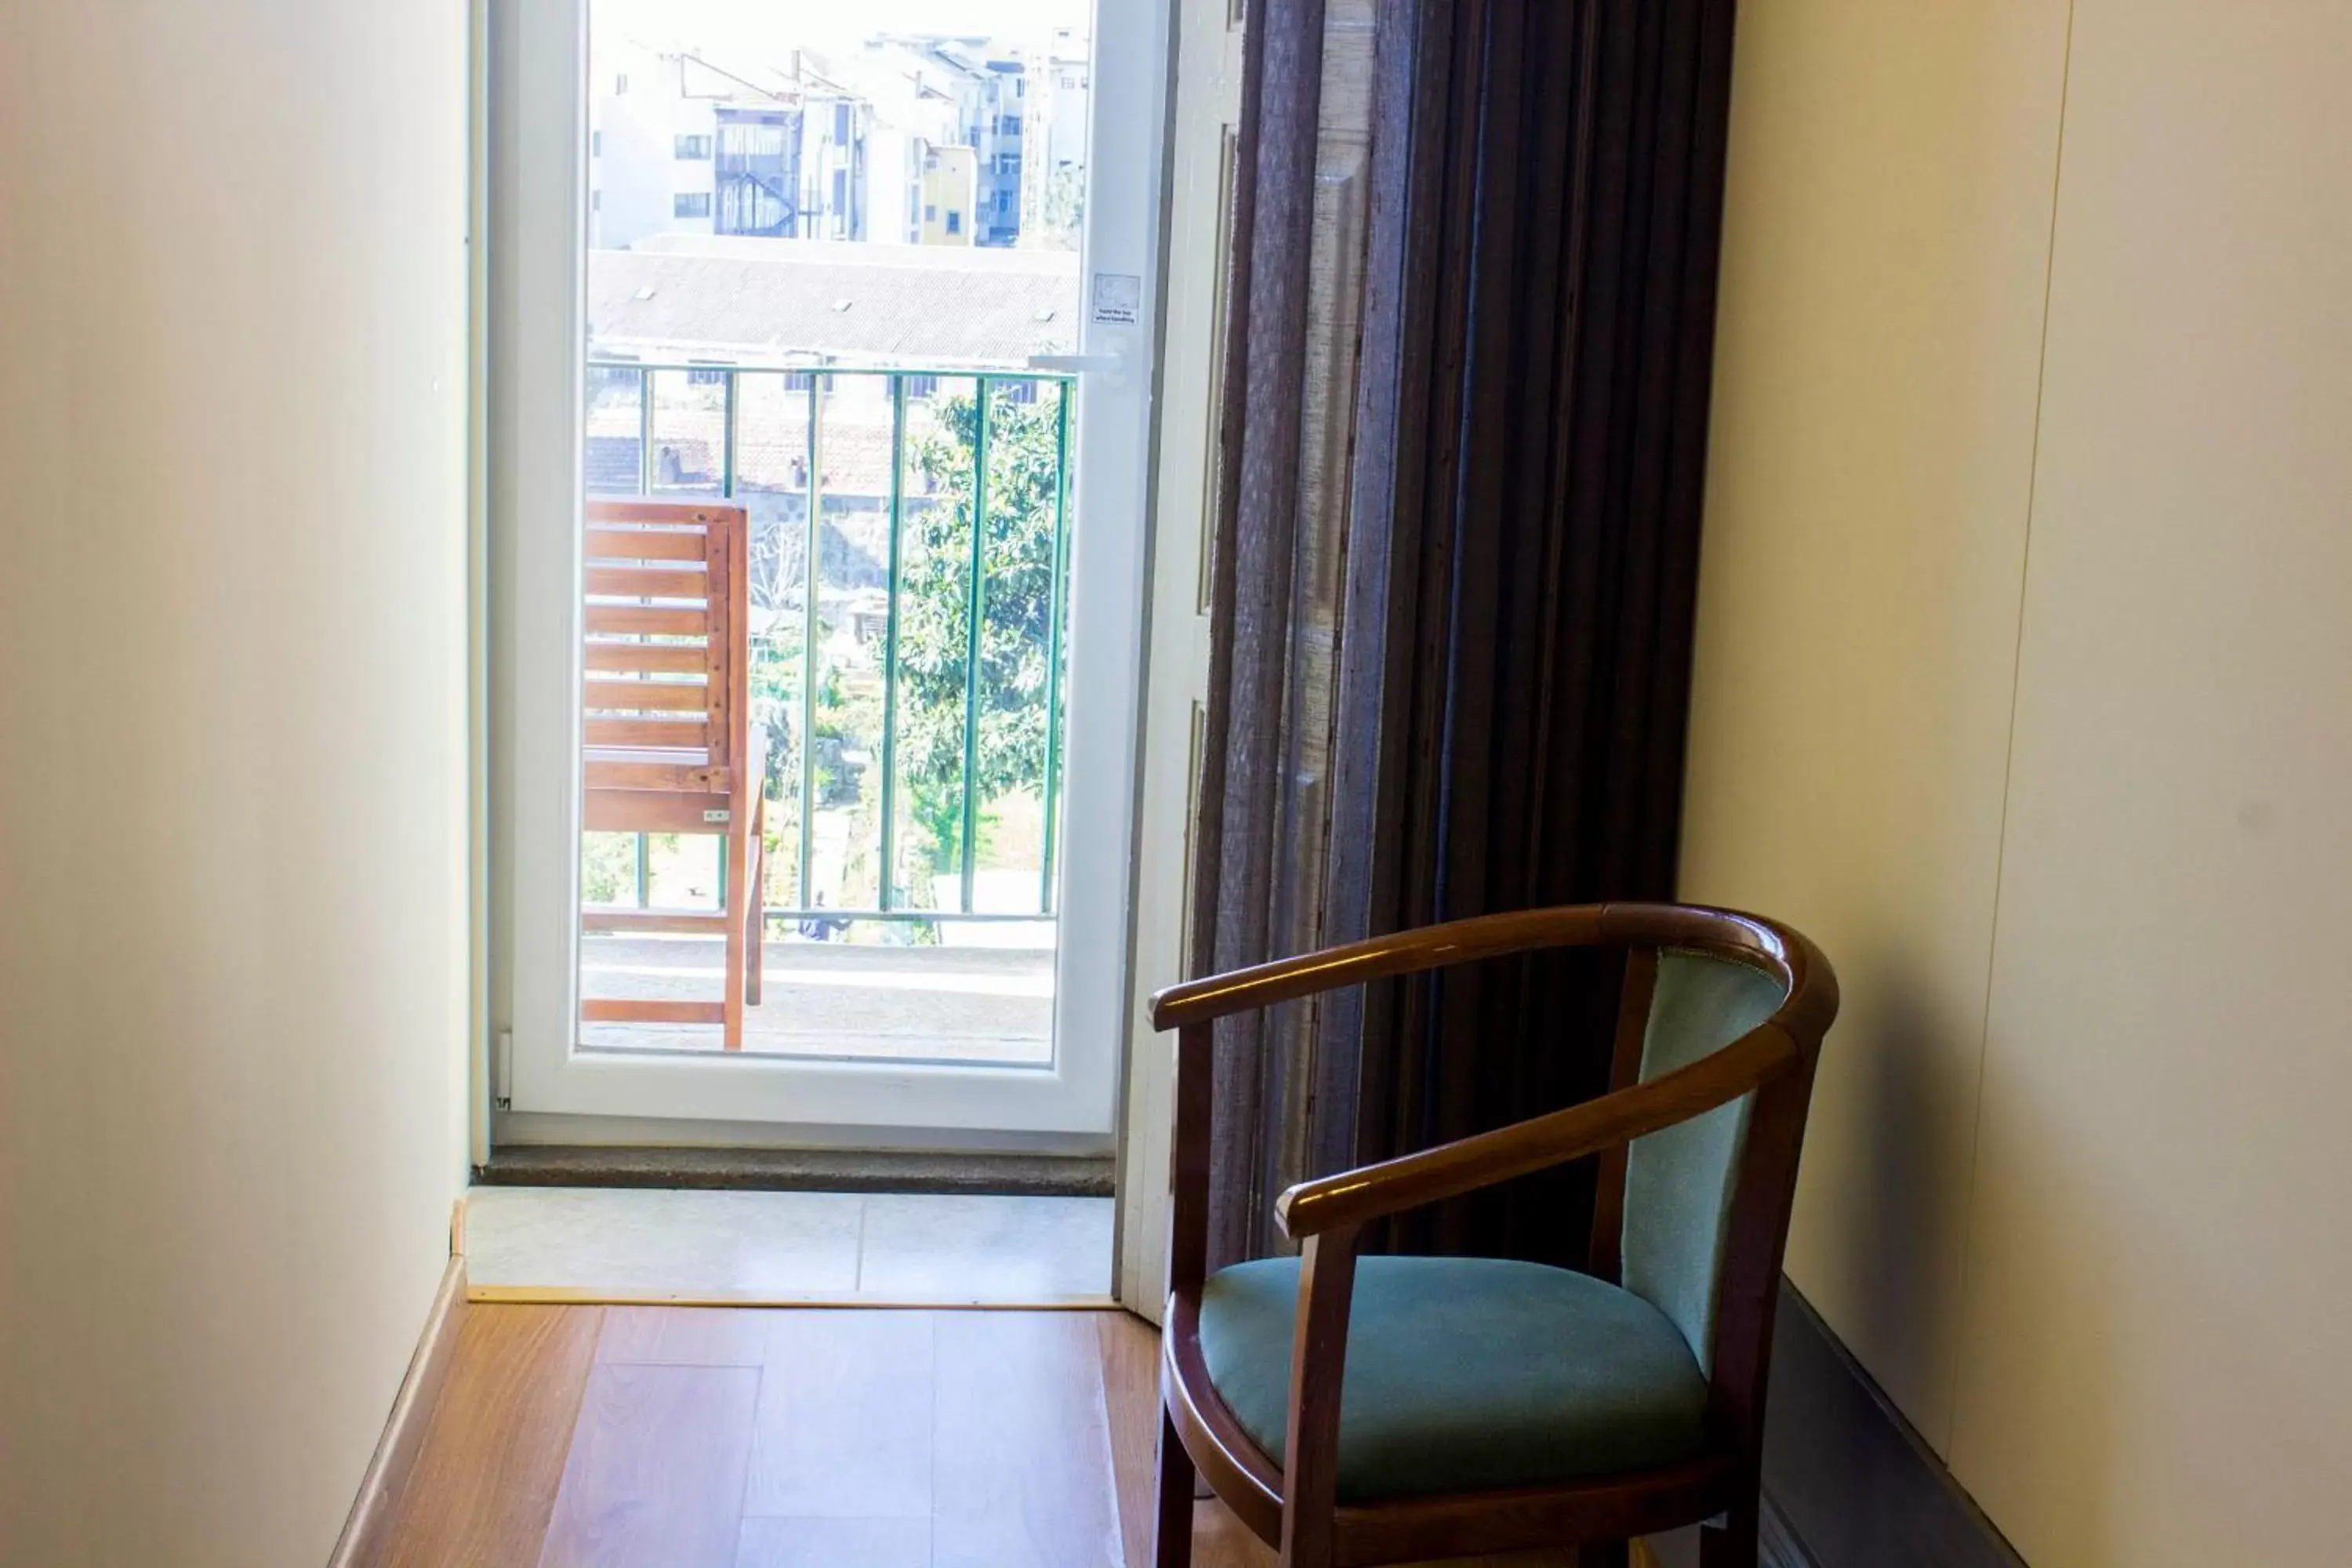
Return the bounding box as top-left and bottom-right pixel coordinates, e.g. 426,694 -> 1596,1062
576,499 -> 766,1049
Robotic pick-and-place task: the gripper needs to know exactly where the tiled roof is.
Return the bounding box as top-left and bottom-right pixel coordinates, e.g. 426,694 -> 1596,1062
587,236 -> 1081,370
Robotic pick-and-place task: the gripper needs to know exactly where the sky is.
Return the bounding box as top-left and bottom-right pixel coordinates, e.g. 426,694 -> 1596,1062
595,0 -> 1092,59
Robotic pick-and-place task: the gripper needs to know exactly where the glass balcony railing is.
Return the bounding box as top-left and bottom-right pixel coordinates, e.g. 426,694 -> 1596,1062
583,359 -> 1074,936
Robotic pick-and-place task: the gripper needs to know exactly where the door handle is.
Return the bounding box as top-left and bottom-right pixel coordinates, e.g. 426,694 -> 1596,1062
1027,346 -> 1127,388
1026,351 -> 1122,373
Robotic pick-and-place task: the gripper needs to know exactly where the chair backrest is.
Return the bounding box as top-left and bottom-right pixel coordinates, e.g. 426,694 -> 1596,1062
1572,908 -> 1833,1450
1620,949 -> 1789,1374
581,499 -> 749,794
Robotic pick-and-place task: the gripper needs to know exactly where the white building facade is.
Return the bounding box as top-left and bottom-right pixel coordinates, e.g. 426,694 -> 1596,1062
1018,26 -> 1091,250
588,30 -> 1088,256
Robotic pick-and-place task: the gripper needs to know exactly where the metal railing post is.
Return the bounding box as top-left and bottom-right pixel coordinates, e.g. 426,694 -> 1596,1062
637,366 -> 655,492
878,374 -> 906,913
721,370 -> 739,499
721,371 -> 746,931
635,365 -> 654,900
960,378 -> 993,915
799,373 -> 822,909
585,359 -> 1076,932
1040,379 -> 1071,913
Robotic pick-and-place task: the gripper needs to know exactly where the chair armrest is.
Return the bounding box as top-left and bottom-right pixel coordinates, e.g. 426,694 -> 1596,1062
1149,902 -> 1788,1029
1272,1022 -> 1797,1238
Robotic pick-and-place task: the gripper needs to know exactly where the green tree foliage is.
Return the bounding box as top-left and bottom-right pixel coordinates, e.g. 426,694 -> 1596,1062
581,831 -> 638,906
897,386 -> 1065,877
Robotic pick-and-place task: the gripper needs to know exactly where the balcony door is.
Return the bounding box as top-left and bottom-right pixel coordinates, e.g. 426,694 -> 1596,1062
494,0 -> 1166,1137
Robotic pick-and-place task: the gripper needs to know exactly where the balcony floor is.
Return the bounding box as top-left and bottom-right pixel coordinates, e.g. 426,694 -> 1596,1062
580,935 -> 1052,1065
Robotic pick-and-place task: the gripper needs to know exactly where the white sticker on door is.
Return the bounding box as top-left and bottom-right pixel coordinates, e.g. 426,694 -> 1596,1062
1091,271 -> 1142,325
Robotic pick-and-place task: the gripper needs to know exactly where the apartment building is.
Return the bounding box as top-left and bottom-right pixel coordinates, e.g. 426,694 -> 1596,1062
590,32 -> 1060,252
1019,25 -> 1091,249
590,38 -> 880,248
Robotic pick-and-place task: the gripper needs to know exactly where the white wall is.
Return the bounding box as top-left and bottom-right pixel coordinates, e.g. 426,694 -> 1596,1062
0,4 -> 473,1565
1686,2 -> 2352,1562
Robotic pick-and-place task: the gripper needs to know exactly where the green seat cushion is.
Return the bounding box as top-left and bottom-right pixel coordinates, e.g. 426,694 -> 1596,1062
1196,1254 -> 1711,1504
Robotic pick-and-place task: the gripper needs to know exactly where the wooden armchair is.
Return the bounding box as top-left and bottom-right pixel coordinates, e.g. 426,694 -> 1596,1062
1149,903 -> 1838,1567
578,499 -> 768,1050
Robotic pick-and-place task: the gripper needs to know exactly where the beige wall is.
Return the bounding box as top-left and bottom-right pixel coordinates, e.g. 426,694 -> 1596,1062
1684,0 -> 2071,1443
1686,1 -> 2352,1562
0,5 -> 473,1566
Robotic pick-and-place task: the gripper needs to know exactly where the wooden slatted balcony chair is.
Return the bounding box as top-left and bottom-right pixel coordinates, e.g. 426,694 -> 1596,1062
1149,902 -> 1838,1568
579,499 -> 768,1051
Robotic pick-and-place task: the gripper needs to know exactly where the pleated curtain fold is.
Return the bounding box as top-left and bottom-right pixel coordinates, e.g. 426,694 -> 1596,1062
1190,0 -> 1740,1270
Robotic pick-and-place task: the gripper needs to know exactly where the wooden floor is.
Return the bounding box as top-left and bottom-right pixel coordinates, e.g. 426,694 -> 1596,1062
373,1303 -> 1603,1566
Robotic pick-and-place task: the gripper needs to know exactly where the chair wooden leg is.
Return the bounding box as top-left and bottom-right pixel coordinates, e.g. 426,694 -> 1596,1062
1154,1407 -> 1196,1568
745,805 -> 767,1008
1276,1229 -> 1358,1568
720,826 -> 750,1051
746,901 -> 764,1006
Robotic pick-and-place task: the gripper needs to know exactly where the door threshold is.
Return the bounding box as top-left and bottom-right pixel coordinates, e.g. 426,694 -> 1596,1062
460,1187 -> 1116,1305
466,1284 -> 1117,1309
477,1143 -> 1112,1196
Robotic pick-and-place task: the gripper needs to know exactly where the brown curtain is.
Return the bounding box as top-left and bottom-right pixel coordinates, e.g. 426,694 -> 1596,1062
1191,0 -> 1740,1270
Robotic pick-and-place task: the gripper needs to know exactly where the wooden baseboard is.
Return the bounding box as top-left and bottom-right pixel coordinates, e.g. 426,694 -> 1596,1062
327,1254 -> 470,1568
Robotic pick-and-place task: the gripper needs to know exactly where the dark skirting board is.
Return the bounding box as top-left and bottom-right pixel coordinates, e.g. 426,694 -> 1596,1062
1653,1280 -> 2030,1568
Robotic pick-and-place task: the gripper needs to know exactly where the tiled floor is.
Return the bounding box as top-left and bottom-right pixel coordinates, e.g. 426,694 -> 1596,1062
463,1187 -> 1114,1303
578,937 -> 1053,1065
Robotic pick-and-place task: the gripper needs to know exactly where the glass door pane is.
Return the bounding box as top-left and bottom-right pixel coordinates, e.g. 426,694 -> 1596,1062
575,0 -> 1088,1066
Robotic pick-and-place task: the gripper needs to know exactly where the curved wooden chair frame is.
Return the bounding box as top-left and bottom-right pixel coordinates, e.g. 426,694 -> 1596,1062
1148,902 -> 1838,1568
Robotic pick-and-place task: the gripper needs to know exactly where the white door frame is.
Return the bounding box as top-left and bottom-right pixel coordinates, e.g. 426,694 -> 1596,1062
491,0 -> 1170,1137
1112,0 -> 1243,1317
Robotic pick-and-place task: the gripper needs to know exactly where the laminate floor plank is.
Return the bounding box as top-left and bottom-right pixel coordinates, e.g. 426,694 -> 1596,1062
1091,1308 -> 1283,1568
1096,1310 -> 1163,1568
735,1515 -> 933,1566
597,1305 -> 778,1367
933,1311 -> 1125,1567
1192,1498 -> 1280,1568
537,1363 -> 760,1568
384,1303 -> 1592,1568
374,1305 -> 604,1568
742,1310 -> 935,1520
